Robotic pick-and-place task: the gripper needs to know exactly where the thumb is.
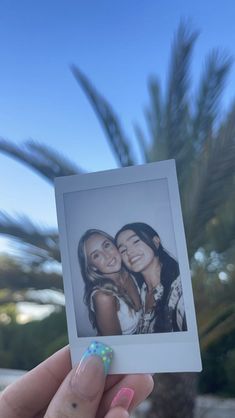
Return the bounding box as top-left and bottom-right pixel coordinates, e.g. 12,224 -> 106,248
44,341 -> 113,418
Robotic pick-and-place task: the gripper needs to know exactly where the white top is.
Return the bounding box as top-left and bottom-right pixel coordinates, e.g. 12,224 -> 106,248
91,289 -> 142,335
115,296 -> 142,335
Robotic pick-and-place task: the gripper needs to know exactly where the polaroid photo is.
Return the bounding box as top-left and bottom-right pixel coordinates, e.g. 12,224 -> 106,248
55,159 -> 202,374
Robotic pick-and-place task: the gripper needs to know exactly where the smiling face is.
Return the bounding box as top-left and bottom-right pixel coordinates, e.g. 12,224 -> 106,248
116,229 -> 156,273
85,233 -> 122,275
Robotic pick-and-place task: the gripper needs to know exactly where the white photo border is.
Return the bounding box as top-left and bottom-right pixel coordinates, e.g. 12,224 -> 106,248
55,160 -> 202,373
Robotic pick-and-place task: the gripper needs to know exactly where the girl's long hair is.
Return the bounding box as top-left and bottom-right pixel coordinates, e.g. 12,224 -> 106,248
115,222 -> 180,332
78,229 -> 137,332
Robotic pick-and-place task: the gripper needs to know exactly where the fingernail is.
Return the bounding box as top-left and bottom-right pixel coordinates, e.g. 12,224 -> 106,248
81,341 -> 113,375
111,387 -> 134,410
71,342 -> 113,399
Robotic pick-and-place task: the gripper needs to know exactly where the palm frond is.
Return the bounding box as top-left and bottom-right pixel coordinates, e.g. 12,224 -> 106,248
193,51 -> 232,150
0,289 -> 63,306
71,65 -> 136,167
0,255 -> 63,295
133,123 -> 149,162
144,77 -> 166,162
164,22 -> 197,166
0,212 -> 60,263
193,264 -> 235,350
146,78 -> 163,141
206,195 -> 235,253
199,303 -> 234,336
0,138 -> 81,183
183,109 -> 235,254
200,310 -> 235,351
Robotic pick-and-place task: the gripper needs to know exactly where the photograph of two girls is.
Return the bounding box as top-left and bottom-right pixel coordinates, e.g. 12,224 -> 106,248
55,161 -> 202,372
78,222 -> 187,336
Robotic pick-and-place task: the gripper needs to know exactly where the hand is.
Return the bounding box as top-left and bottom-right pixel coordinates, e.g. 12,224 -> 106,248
0,343 -> 154,418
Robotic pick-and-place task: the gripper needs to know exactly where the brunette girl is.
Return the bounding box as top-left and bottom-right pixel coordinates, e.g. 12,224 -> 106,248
115,222 -> 187,333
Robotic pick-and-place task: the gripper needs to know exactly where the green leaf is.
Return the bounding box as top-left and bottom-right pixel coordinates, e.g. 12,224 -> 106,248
71,65 -> 136,167
183,108 -> 235,255
0,255 -> 63,293
0,138 -> 81,183
0,212 -> 60,263
193,50 -> 232,150
164,22 -> 197,165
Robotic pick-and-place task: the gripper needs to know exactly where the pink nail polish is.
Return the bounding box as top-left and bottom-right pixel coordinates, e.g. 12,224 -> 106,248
111,387 -> 134,410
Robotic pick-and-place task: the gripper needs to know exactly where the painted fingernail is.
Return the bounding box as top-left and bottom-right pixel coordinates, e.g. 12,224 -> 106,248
72,355 -> 104,399
111,387 -> 134,410
81,341 -> 113,375
71,342 -> 113,399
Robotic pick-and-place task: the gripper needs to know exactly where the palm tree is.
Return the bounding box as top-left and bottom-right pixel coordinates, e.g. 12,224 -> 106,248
0,22 -> 235,417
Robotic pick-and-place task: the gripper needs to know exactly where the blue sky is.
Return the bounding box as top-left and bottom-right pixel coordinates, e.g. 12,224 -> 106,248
1,0 -> 235,234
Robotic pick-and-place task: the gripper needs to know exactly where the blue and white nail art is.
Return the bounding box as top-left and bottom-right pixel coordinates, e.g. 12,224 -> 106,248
82,341 -> 113,374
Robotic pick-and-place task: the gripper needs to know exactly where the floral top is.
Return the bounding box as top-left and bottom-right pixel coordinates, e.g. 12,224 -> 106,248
139,276 -> 186,334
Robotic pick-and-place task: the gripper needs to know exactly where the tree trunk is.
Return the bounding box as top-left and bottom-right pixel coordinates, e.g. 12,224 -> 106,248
148,373 -> 198,418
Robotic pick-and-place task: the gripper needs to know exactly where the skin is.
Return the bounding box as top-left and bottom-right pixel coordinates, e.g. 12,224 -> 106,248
0,345 -> 154,418
93,292 -> 122,335
117,231 -> 156,273
85,234 -> 122,276
85,234 -> 141,336
116,230 -> 162,312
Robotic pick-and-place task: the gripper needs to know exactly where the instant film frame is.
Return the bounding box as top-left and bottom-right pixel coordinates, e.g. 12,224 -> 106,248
55,160 -> 202,373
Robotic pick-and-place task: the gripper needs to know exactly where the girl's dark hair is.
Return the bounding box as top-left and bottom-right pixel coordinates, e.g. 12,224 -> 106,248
115,222 -> 181,333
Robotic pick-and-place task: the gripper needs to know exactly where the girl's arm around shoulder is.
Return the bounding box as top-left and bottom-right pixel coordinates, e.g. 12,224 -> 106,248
93,290 -> 122,336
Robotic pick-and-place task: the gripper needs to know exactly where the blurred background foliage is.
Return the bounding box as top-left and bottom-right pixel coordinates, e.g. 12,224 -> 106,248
0,21 -> 235,416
